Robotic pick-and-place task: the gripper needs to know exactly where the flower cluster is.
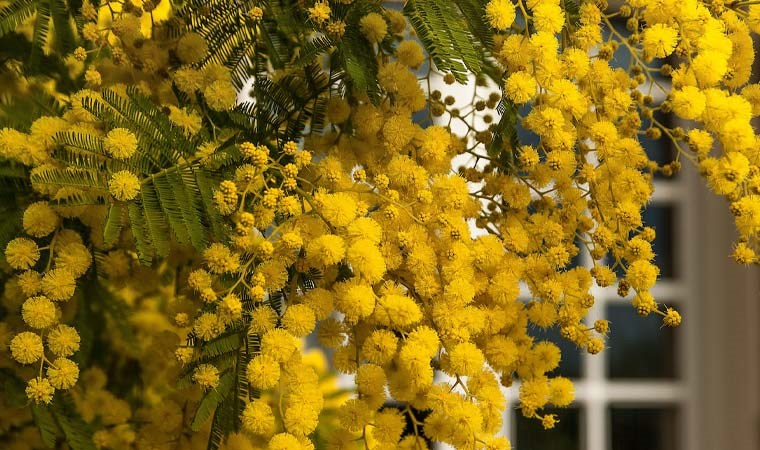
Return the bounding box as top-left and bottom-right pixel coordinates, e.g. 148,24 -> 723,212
5,203 -> 90,404
3,0 -> 756,448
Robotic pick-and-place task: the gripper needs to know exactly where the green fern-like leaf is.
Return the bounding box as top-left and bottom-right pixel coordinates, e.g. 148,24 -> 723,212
489,98 -> 520,170
29,0 -> 52,68
103,203 -> 126,248
32,394 -> 97,450
51,393 -> 97,450
207,390 -> 236,450
30,166 -> 109,191
127,200 -> 159,264
0,0 -> 36,38
295,35 -> 334,68
453,0 -> 493,49
50,0 -> 75,53
200,328 -> 245,360
191,370 -> 236,431
403,0 -> 487,83
32,404 -> 60,448
336,5 -> 381,99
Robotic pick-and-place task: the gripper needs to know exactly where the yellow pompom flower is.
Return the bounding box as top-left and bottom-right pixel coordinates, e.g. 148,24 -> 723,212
335,282 -> 376,322
47,324 -> 80,357
268,433 -> 302,450
250,306 -> 278,334
203,243 -> 240,274
242,400 -> 276,435
54,242 -> 92,278
218,293 -> 243,323
319,193 -> 357,227
519,377 -> 551,415
193,312 -> 225,341
707,152 -> 750,195
373,294 -> 422,329
282,304 -> 316,337
346,217 -> 383,244
360,13 -> 388,43
346,239 -> 386,283
261,329 -> 299,362
625,260 -> 659,291
175,347 -> 194,365
692,51 -> 728,87
448,342 -> 485,377
338,399 -> 373,433
47,358 -> 80,390
10,331 -> 44,364
306,234 -> 345,267
188,268 -> 212,291
193,364 -> 220,390
308,1 -> 331,23
670,86 -> 706,120
549,377 -> 574,406
168,106 -> 203,136
103,128 -> 138,159
732,195 -> 760,236
17,270 -> 42,296
396,40 -> 425,69
204,80 -> 237,111
483,335 -> 519,371
356,363 -> 386,396
663,307 -> 682,327
41,268 -> 77,302
685,129 -> 711,158
532,3 -> 565,34
22,296 -> 58,329
505,71 -> 536,104
382,114 -> 416,152
732,242 -> 757,265
176,32 -> 208,64
361,329 -> 398,365
326,97 -> 351,124
109,170 -> 141,201
84,68 -> 101,87
26,377 -> 55,404
174,67 -> 204,94
486,0 -> 516,30
23,202 -> 58,237
642,24 -> 678,60
246,354 -> 281,390
372,409 -> 406,446
317,317 -> 346,348
5,237 -> 40,270
283,404 -> 319,437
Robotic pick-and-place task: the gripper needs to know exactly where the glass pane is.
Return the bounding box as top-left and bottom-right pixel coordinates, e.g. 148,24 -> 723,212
641,111 -> 678,179
609,406 -> 678,450
642,205 -> 676,279
530,325 -> 583,379
514,407 -> 583,450
569,236 -> 586,269
606,304 -> 677,379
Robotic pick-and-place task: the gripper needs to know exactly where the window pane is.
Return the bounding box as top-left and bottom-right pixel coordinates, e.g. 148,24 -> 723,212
606,304 -> 677,379
514,407 -> 583,450
609,406 -> 678,450
641,111 -> 677,180
530,325 -> 583,379
642,205 -> 676,279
